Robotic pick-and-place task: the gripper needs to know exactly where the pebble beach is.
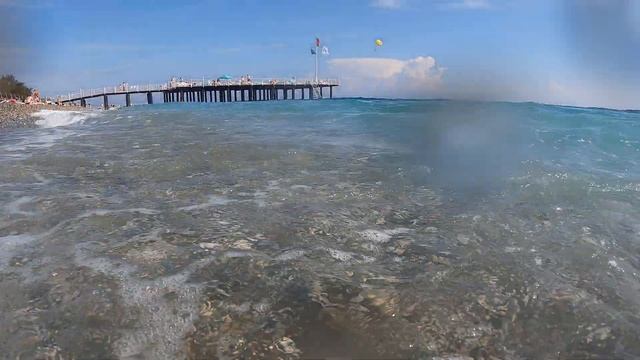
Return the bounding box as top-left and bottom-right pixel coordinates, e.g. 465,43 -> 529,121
0,102 -> 87,129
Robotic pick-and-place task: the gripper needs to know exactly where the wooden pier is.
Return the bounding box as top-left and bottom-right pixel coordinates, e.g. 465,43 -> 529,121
59,78 -> 339,109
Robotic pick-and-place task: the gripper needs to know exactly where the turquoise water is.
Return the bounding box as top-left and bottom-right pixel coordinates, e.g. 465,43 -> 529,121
1,99 -> 640,358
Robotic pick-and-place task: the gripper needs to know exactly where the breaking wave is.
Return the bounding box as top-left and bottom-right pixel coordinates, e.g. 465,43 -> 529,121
33,109 -> 97,128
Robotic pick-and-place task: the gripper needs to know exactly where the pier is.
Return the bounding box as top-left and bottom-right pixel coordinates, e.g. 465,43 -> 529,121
58,78 -> 339,109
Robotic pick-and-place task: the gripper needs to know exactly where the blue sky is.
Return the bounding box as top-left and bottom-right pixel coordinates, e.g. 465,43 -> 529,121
1,0 -> 638,109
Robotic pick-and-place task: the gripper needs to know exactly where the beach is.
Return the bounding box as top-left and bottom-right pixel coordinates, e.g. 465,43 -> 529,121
0,102 -> 87,129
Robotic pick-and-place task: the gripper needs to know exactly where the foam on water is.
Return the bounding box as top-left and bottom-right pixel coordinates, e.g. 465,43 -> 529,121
73,243 -> 206,359
4,196 -> 36,216
359,228 -> 411,243
0,234 -> 38,270
178,194 -> 235,211
33,109 -> 97,128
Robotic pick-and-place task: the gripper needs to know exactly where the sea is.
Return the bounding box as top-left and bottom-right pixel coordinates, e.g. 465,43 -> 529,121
1,99 -> 639,359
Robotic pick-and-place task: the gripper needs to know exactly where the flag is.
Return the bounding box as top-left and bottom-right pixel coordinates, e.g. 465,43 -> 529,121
315,37 -> 320,47
321,46 -> 329,55
310,47 -> 316,55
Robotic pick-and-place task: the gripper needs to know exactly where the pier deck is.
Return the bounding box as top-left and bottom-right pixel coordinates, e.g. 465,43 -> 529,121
58,78 -> 339,108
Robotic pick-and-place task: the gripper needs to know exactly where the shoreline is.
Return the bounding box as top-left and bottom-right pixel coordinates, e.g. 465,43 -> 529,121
0,102 -> 88,129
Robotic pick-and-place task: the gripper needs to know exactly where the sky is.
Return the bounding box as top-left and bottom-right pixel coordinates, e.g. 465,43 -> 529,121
1,0 -> 639,109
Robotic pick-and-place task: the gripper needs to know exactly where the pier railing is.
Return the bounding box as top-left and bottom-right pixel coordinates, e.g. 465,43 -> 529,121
61,84 -> 170,102
175,78 -> 340,87
57,78 -> 339,102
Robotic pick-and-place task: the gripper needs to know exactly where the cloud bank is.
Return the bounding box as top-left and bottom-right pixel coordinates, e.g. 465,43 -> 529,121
445,0 -> 491,10
370,0 -> 402,9
328,56 -> 445,98
370,0 -> 492,10
327,55 -> 640,109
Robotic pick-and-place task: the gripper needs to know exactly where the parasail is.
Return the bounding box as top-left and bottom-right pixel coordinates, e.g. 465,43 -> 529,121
375,39 -> 383,47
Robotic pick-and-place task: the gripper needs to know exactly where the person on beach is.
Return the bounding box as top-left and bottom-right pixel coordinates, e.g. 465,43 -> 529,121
24,89 -> 41,105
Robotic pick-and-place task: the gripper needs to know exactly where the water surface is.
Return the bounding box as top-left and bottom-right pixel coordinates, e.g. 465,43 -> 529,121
1,99 -> 640,359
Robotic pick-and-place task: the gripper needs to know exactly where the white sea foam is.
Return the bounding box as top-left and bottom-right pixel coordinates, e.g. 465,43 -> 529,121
5,196 -> 36,216
323,247 -> 376,264
33,109 -> 97,128
359,228 -> 411,243
0,234 -> 38,270
73,243 -> 207,359
327,248 -> 355,262
1,129 -> 72,154
178,195 -> 234,211
275,249 -> 306,261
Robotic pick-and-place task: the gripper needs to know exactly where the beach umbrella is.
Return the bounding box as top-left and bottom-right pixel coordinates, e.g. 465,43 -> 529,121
218,75 -> 233,80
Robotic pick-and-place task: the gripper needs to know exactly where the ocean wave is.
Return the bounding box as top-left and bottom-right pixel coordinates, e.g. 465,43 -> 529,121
32,109 -> 97,128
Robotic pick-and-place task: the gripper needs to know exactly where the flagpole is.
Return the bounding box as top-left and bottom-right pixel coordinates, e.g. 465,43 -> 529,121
315,44 -> 319,84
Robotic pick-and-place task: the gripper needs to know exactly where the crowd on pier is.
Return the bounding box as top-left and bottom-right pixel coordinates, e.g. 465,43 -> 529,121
166,75 -> 328,88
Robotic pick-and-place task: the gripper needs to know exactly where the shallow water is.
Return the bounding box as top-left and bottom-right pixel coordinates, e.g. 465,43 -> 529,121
1,99 -> 640,359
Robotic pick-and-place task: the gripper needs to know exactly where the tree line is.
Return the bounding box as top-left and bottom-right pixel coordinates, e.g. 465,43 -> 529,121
0,74 -> 32,99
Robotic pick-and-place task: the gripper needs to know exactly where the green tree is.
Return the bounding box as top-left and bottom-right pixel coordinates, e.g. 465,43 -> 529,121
0,74 -> 32,99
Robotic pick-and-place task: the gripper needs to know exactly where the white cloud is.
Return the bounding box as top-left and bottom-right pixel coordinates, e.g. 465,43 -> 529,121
371,0 -> 402,9
542,79 -> 639,110
371,0 -> 492,10
326,55 -> 640,109
328,56 -> 444,98
443,0 -> 491,10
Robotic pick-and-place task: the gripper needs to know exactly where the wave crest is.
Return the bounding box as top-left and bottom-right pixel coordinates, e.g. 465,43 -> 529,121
33,109 -> 97,128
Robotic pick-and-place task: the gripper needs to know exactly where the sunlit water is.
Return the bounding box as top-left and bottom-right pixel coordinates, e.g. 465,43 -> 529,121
1,99 -> 640,359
